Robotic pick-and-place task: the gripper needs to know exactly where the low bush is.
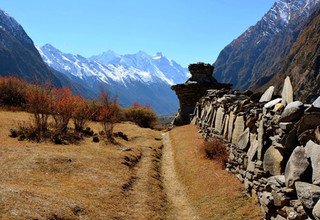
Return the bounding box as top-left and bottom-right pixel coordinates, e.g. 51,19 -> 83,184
200,139 -> 228,167
51,87 -> 78,133
97,92 -> 121,143
123,102 -> 157,128
25,85 -> 52,137
0,77 -> 28,108
73,98 -> 96,132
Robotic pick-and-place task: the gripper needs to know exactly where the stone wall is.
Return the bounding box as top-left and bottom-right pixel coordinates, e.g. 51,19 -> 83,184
193,77 -> 320,220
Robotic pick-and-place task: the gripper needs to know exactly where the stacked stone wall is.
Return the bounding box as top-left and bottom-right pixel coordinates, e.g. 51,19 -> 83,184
193,78 -> 320,220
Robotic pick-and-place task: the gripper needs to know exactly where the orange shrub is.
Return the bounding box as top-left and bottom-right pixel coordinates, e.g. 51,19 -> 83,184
123,102 -> 157,128
25,85 -> 52,135
72,97 -> 95,131
50,87 -> 78,133
0,76 -> 28,108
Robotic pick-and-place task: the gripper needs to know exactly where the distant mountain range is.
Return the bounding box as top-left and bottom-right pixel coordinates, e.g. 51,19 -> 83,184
0,9 -> 189,114
37,45 -> 189,114
214,0 -> 320,101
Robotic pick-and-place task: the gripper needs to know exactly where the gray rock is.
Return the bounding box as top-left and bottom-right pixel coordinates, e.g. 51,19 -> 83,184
231,115 -> 245,144
280,101 -> 304,122
263,146 -> 283,176
214,107 -> 225,134
281,76 -> 294,105
295,181 -> 320,209
313,199 -> 320,220
313,96 -> 320,108
296,113 -> 320,135
247,133 -> 258,161
285,147 -> 310,188
305,140 -> 320,185
279,122 -> 294,131
227,111 -> 235,142
237,128 -> 250,150
259,86 -> 275,102
247,161 -> 256,172
257,117 -> 264,160
264,98 -> 282,109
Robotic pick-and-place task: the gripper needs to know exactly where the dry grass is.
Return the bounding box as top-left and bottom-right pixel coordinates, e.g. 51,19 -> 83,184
169,125 -> 263,220
0,110 -> 166,220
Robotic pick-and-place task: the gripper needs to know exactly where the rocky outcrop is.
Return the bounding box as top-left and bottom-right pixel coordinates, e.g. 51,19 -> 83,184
193,76 -> 320,219
171,63 -> 231,125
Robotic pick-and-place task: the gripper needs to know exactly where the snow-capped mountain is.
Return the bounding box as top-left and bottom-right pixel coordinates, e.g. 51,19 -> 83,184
214,0 -> 320,90
37,44 -> 189,114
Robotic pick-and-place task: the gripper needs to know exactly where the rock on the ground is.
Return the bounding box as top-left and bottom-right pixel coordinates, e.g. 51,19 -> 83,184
313,199 -> 320,220
281,76 -> 293,105
280,101 -> 304,122
264,98 -> 282,109
237,128 -> 250,150
305,140 -> 320,185
263,146 -> 283,176
259,86 -> 275,103
285,147 -> 309,188
295,181 -> 320,210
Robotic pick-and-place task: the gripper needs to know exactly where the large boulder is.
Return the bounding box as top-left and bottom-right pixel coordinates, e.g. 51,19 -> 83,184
263,146 -> 283,176
295,181 -> 320,210
285,147 -> 310,188
305,140 -> 320,185
281,76 -> 293,105
259,86 -> 274,103
280,101 -> 304,122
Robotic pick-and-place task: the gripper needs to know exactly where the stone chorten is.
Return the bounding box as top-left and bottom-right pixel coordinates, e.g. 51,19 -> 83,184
171,62 -> 231,126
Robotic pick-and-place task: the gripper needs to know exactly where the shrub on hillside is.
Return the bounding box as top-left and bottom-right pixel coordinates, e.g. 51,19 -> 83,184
123,102 -> 157,128
0,77 -> 27,108
200,139 -> 228,167
72,97 -> 95,132
97,92 -> 121,143
51,87 -> 78,133
25,85 -> 52,136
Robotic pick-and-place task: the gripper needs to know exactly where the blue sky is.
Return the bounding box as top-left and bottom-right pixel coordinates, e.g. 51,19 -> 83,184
0,0 -> 276,66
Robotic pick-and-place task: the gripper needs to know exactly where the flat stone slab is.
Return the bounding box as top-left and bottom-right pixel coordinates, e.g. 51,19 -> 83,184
285,146 -> 309,188
280,101 -> 304,122
259,86 -> 274,103
281,76 -> 293,105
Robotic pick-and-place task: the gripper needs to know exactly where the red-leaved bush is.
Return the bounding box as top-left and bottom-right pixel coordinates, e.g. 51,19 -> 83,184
50,87 -> 78,133
25,85 -> 52,135
97,92 -> 121,142
72,96 -> 96,131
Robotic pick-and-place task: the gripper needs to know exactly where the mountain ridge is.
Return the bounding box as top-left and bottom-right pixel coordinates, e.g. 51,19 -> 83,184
213,0 -> 320,91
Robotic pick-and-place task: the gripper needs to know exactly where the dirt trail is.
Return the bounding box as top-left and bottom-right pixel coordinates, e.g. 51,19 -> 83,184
162,132 -> 199,220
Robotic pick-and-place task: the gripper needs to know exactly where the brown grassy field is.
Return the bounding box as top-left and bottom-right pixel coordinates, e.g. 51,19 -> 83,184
0,110 -> 166,220
0,110 -> 262,220
168,125 -> 262,220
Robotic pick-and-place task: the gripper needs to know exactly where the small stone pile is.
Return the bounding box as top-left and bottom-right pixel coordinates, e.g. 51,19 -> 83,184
193,76 -> 320,219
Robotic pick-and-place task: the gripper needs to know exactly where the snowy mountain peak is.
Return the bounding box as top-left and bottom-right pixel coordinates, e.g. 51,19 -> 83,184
153,52 -> 164,60
0,9 -> 34,47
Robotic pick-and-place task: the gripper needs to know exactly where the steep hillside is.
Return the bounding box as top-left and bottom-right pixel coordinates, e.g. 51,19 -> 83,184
0,10 -> 61,86
267,8 -> 320,102
213,0 -> 320,90
38,44 -> 189,114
